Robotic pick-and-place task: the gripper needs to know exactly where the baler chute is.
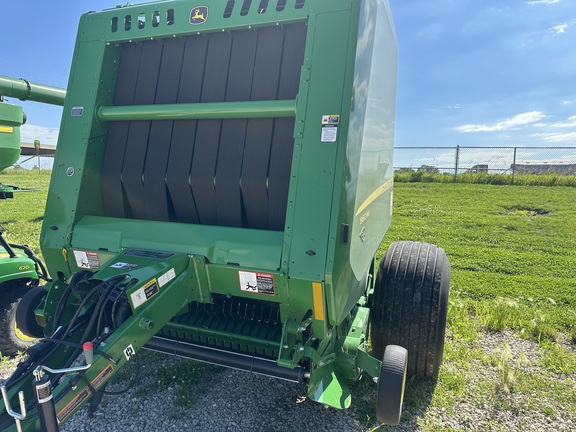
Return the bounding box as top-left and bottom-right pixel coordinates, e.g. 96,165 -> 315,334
0,1 -> 450,430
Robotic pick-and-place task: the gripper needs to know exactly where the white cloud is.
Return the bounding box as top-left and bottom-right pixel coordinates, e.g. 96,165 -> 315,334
549,115 -> 576,128
533,132 -> 576,143
526,0 -> 561,5
552,23 -> 568,34
529,115 -> 576,129
456,111 -> 547,133
20,124 -> 59,146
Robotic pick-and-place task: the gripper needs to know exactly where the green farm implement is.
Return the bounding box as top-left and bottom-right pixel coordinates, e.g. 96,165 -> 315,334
0,75 -> 65,198
1,1 -> 450,430
0,77 -> 61,358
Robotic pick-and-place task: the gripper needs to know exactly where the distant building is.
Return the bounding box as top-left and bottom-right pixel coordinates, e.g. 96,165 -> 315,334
467,164 -> 488,173
511,163 -> 576,175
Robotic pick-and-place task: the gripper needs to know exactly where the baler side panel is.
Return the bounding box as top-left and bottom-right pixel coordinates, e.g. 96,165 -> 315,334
325,0 -> 398,325
287,10 -> 352,283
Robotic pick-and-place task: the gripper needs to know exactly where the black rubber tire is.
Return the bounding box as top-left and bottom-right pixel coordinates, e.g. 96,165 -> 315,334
371,241 -> 450,377
15,285 -> 46,338
0,283 -> 42,356
377,345 -> 408,425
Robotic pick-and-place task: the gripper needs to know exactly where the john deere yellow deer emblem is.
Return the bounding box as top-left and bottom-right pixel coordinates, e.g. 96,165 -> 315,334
190,6 -> 208,25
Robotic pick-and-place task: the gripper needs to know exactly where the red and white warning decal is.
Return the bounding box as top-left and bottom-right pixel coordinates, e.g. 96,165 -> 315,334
238,271 -> 275,295
73,250 -> 100,269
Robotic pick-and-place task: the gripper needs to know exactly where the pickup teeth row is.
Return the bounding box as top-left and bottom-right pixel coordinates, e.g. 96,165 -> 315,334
158,298 -> 283,358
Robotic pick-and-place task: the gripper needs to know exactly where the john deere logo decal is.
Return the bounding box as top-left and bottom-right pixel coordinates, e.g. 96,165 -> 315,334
190,6 -> 208,25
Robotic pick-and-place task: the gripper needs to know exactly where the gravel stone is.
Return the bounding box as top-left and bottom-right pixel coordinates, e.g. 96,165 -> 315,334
1,330 -> 574,431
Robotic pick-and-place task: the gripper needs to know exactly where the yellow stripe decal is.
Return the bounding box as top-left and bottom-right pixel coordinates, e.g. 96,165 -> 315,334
355,178 -> 394,217
312,282 -> 325,321
0,126 -> 14,133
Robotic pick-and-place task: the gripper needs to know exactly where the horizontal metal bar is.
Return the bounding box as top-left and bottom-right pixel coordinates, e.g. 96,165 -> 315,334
145,336 -> 306,383
0,75 -> 66,106
98,100 -> 296,122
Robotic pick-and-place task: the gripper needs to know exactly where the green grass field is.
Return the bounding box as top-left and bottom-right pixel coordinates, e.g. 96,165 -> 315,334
380,182 -> 576,341
1,170 -> 575,429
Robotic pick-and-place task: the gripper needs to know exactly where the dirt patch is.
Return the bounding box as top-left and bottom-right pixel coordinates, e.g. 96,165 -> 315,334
501,206 -> 552,220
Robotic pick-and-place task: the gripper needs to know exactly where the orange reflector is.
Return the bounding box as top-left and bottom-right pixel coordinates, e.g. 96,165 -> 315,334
312,282 -> 325,321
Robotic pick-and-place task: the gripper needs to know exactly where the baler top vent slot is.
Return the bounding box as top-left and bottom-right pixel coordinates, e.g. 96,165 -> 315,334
112,9 -> 174,33
223,0 -> 305,18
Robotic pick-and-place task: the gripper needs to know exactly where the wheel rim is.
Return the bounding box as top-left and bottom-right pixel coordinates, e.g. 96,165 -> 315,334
13,321 -> 36,342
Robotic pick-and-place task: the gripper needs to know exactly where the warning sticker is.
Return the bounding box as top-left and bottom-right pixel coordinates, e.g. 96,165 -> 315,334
73,250 -> 100,269
57,364 -> 114,422
158,268 -> 176,287
322,114 -> 340,125
239,271 -> 275,295
321,114 -> 339,143
321,125 -> 338,142
130,279 -> 159,309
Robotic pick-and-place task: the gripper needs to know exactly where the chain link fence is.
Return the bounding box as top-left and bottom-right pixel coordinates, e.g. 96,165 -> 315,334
394,146 -> 576,180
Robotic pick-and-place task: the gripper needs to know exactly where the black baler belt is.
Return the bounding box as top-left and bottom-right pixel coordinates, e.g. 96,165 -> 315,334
268,118 -> 296,230
240,26 -> 284,229
268,23 -> 307,230
241,119 -> 274,229
144,38 -> 186,222
215,29 -> 258,227
101,43 -> 142,218
165,34 -> 208,224
190,32 -> 233,225
121,40 -> 163,220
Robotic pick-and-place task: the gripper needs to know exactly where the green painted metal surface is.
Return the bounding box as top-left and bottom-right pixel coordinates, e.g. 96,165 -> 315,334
0,247 -> 38,284
0,102 -> 23,172
0,75 -> 66,107
0,75 -> 65,196
1,1 -> 399,429
98,99 -> 296,121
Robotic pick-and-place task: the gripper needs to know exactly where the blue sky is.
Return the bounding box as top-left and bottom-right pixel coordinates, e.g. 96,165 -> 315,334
1,0 -> 575,151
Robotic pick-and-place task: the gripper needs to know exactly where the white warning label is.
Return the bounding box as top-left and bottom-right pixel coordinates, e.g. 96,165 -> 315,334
239,271 -> 275,295
73,250 -> 100,269
321,114 -> 340,143
158,268 -> 176,287
130,279 -> 159,309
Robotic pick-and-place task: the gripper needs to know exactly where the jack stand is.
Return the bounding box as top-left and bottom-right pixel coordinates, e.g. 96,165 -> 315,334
33,368 -> 59,432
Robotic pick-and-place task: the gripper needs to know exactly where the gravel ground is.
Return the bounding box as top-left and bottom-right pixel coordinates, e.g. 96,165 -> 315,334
1,330 -> 575,431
